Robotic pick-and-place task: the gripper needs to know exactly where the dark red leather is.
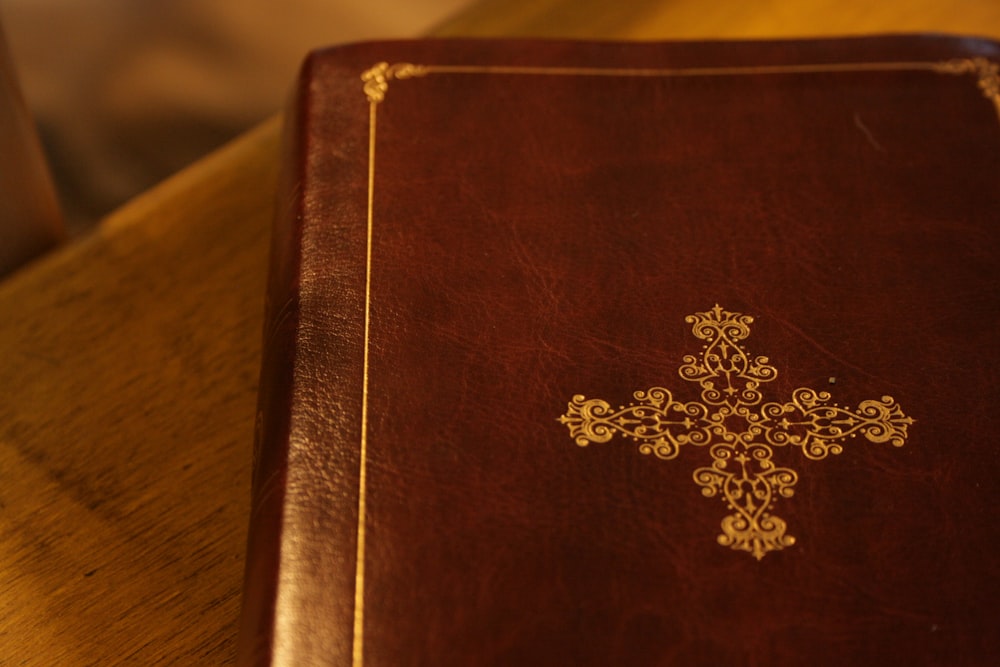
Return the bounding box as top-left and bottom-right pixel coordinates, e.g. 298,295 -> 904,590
238,36 -> 1000,666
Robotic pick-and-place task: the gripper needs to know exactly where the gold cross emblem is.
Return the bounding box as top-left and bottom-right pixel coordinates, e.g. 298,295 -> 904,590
559,305 -> 914,560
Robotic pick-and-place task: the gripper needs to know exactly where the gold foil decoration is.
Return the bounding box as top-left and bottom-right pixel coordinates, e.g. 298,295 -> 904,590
560,306 -> 913,560
934,57 -> 1000,119
362,62 -> 429,104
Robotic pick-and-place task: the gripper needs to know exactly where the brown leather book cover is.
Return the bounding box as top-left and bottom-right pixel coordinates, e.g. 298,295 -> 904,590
238,36 -> 1000,666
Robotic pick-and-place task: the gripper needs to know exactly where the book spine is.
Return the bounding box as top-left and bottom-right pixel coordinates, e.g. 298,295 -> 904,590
236,55 -> 314,667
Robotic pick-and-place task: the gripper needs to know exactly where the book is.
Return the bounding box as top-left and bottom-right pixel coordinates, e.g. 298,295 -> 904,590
238,36 -> 1000,666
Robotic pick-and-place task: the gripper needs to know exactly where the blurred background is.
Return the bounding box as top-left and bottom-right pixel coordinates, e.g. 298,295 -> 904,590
1,0 -> 471,234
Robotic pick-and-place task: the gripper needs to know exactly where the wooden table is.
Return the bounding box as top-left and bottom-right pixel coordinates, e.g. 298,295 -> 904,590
2,1 -> 997,663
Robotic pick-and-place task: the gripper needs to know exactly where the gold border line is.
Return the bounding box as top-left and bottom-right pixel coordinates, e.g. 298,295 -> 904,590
353,55 -> 1000,666
427,61 -> 946,77
353,99 -> 377,667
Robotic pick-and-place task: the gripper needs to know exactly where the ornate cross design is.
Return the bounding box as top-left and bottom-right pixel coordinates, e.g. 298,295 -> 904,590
559,305 -> 913,560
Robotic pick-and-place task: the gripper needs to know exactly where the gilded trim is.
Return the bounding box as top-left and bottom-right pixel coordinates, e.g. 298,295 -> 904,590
350,52 -> 988,663
352,100 -> 377,667
363,59 -> 1000,112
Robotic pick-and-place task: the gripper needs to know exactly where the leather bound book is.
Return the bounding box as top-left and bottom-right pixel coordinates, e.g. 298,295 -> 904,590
238,36 -> 1000,666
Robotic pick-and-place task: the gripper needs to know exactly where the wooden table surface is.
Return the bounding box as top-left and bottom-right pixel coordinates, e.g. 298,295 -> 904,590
1,1 -> 998,664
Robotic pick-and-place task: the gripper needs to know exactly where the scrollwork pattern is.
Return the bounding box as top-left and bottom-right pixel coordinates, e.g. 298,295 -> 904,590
559,305 -> 913,559
361,62 -> 430,104
559,387 -> 711,460
679,305 -> 777,408
933,57 -> 1000,119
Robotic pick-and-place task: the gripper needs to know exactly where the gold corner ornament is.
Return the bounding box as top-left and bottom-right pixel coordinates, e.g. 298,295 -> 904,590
362,62 -> 429,104
934,57 -> 1000,119
559,306 -> 914,560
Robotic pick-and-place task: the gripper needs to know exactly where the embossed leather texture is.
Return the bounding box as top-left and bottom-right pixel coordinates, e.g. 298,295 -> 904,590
239,37 -> 1000,666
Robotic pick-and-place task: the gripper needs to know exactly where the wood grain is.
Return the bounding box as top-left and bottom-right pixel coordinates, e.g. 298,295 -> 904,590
0,2 -> 997,664
0,117 -> 279,664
